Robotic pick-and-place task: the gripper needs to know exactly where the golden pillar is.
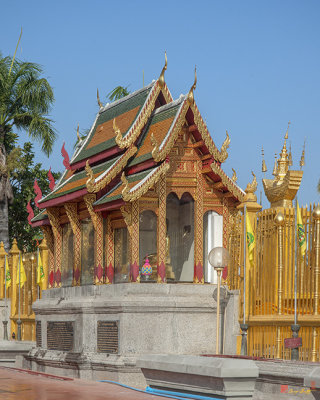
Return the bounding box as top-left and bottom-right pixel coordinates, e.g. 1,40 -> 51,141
105,213 -> 114,283
9,239 -> 19,338
194,161 -> 204,283
312,205 -> 320,361
41,226 -> 54,288
130,200 -> 140,282
0,242 -> 7,299
157,174 -> 166,283
84,194 -> 104,285
275,211 -> 285,359
64,203 -> 82,286
47,208 -> 63,287
237,185 -> 262,321
39,238 -> 49,290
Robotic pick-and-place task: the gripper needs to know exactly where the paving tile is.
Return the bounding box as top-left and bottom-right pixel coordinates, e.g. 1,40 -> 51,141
0,367 -> 167,400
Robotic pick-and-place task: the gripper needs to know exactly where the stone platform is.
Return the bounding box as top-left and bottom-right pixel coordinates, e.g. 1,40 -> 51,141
26,283 -> 240,387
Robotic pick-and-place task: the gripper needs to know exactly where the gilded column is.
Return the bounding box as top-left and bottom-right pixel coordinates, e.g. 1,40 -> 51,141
47,208 -> 63,287
194,161 -> 204,283
41,226 -> 54,288
64,203 -> 81,286
84,194 -> 104,284
39,238 -> 49,290
0,242 -> 6,298
130,200 -> 140,282
157,174 -> 166,283
275,211 -> 285,359
105,213 -> 114,283
312,206 -> 320,361
9,239 -> 19,318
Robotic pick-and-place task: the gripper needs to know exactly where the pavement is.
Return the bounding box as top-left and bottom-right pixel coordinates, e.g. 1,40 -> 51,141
0,367 -> 168,400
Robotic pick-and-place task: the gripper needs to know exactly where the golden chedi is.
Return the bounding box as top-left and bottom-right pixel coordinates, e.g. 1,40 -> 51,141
262,123 -> 303,208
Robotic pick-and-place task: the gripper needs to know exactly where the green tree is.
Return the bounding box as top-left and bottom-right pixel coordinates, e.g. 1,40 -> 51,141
9,142 -> 60,252
107,86 -> 130,102
0,52 -> 56,250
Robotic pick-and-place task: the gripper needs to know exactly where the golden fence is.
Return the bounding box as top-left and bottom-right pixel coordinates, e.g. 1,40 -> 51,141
0,239 -> 49,341
228,204 -> 320,361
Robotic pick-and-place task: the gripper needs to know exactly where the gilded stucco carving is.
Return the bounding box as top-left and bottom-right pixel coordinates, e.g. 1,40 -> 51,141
83,194 -> 98,230
122,161 -> 170,202
86,145 -> 137,193
210,161 -> 245,202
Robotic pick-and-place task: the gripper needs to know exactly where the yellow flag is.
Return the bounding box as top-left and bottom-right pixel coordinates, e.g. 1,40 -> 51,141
18,256 -> 27,288
297,201 -> 306,258
37,252 -> 45,289
246,209 -> 255,266
5,257 -> 11,288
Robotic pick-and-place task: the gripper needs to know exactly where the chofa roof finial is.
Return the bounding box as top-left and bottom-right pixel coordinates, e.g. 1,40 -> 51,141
97,88 -> 103,109
77,123 -> 81,141
158,51 -> 167,89
187,65 -> 197,105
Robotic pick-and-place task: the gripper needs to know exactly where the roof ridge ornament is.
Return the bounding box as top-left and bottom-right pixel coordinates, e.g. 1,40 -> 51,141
231,168 -> 237,183
85,160 -> 95,192
187,66 -> 197,105
113,118 -> 125,148
77,123 -> 81,141
158,51 -> 167,89
121,172 -> 130,199
97,88 -> 103,109
218,130 -> 230,163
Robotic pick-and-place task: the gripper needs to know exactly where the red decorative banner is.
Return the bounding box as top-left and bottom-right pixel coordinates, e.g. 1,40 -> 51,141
26,200 -> 34,225
106,263 -> 114,283
158,261 -> 166,282
195,262 -> 203,282
33,178 -> 42,208
130,261 -> 139,282
48,167 -> 55,190
61,142 -> 71,170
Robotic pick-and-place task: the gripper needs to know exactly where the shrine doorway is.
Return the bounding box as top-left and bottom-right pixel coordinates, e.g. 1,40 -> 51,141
166,192 -> 194,282
203,211 -> 223,284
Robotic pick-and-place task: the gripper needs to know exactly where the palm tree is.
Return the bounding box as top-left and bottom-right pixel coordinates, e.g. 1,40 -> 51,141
0,53 -> 56,250
107,86 -> 130,102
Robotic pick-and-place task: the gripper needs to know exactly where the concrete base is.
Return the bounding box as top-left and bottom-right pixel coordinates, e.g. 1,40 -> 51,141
254,359 -> 320,400
28,283 -> 240,387
0,339 -> 34,367
138,354 -> 258,400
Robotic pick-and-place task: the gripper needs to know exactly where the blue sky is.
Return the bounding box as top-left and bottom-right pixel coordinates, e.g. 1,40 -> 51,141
1,0 -> 319,207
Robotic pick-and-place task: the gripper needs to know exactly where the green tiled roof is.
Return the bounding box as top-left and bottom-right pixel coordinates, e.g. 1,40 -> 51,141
31,209 -> 48,223
93,168 -> 154,206
71,83 -> 155,164
40,157 -> 119,203
128,100 -> 182,167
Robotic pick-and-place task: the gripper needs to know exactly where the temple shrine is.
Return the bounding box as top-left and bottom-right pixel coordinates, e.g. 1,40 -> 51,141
30,56 -> 245,287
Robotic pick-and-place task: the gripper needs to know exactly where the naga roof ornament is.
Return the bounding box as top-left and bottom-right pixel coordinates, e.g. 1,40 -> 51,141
158,51 -> 167,89
218,131 -> 230,163
97,88 -> 103,109
187,66 -> 197,105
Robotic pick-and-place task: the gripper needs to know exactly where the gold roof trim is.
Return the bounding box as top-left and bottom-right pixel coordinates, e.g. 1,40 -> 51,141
123,161 -> 170,202
190,103 -> 229,163
151,101 -> 189,162
85,145 -> 137,193
114,81 -> 172,150
210,161 -> 245,202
